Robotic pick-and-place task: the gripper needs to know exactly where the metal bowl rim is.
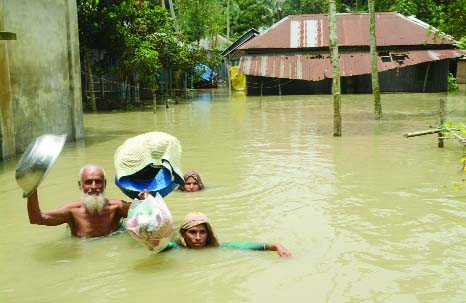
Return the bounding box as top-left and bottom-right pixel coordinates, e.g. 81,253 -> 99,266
15,134 -> 67,198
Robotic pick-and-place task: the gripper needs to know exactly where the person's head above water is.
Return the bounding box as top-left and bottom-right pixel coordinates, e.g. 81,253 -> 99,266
179,171 -> 204,192
179,212 -> 219,249
78,164 -> 107,193
78,164 -> 108,215
175,211 -> 292,257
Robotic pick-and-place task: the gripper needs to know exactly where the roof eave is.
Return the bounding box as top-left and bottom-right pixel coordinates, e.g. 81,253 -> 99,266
242,44 -> 461,55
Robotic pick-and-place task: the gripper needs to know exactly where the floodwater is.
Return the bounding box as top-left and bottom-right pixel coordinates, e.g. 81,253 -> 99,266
1,87 -> 466,303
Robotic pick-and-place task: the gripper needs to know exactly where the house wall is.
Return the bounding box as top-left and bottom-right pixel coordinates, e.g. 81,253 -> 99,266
246,76 -> 332,95
457,60 -> 466,84
379,61 -> 449,92
246,61 -> 450,95
0,0 -> 83,160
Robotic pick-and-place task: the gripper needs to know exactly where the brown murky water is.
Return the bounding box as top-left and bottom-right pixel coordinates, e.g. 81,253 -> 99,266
1,87 -> 466,303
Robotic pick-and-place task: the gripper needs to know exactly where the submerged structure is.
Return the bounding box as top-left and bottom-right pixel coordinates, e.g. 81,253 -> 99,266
0,0 -> 83,160
235,13 -> 465,95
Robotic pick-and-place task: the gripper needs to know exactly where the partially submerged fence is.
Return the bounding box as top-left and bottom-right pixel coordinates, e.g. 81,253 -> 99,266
404,99 -> 466,147
80,69 -> 197,110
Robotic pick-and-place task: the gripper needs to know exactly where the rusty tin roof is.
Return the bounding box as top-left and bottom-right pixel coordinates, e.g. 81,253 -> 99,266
240,49 -> 465,80
240,13 -> 456,49
238,13 -> 466,81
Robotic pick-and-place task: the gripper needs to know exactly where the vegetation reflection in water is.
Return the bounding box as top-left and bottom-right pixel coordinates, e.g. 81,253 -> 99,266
1,88 -> 466,303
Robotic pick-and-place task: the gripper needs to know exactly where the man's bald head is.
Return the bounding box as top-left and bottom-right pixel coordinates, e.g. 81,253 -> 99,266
79,164 -> 106,183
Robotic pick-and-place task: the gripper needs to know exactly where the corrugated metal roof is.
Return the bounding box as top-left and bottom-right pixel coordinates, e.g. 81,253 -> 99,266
240,13 -> 456,49
239,49 -> 466,81
221,28 -> 259,57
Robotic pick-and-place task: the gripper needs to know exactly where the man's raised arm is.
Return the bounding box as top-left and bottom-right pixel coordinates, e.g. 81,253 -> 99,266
27,190 -> 71,226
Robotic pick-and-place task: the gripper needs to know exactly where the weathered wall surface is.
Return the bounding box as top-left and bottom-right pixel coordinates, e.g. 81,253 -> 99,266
457,60 -> 466,84
0,0 -> 83,160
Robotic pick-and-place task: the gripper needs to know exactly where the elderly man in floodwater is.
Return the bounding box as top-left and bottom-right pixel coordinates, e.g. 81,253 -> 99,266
26,164 -> 131,238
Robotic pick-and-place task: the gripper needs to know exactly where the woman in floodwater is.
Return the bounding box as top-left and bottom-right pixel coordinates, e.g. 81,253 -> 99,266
162,212 -> 291,257
178,171 -> 205,192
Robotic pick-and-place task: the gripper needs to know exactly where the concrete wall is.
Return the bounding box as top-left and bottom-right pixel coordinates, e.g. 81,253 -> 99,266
457,60 -> 466,84
0,0 -> 83,160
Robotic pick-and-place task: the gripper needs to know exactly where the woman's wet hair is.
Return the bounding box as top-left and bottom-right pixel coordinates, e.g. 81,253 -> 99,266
179,171 -> 205,191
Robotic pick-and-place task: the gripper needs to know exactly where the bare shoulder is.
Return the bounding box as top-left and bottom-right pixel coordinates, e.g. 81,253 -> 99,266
107,199 -> 130,207
107,199 -> 130,217
53,201 -> 84,216
62,201 -> 84,210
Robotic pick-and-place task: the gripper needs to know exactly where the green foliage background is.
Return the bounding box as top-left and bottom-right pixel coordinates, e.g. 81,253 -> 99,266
77,0 -> 465,106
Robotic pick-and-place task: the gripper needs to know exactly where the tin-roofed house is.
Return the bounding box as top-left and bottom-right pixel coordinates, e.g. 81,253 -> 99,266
237,13 -> 466,95
222,29 -> 260,91
222,28 -> 260,66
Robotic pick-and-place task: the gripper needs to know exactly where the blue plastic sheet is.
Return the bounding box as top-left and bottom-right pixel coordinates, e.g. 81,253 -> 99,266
194,64 -> 217,81
115,165 -> 182,199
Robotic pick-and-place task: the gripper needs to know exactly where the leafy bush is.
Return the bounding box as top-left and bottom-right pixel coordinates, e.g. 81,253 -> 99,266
448,73 -> 458,92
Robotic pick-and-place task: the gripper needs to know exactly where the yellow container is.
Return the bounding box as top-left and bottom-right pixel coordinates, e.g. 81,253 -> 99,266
229,66 -> 246,91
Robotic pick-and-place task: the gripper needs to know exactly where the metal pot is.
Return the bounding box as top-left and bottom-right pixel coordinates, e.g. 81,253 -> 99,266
15,134 -> 67,198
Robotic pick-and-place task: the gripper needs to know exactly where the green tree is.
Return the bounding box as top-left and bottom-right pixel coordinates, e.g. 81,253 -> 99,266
281,0 -> 327,15
230,0 -> 273,37
340,0 -> 367,12
77,0 -> 102,111
176,0 -> 210,43
374,0 -> 441,26
77,0 -> 214,108
435,0 -> 466,41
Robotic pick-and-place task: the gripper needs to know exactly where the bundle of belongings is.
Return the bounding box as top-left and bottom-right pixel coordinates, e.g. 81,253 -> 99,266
125,193 -> 173,252
114,131 -> 184,199
114,131 -> 183,252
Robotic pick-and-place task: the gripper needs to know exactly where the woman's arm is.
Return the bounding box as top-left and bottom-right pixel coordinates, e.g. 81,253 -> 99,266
268,243 -> 291,257
221,242 -> 291,257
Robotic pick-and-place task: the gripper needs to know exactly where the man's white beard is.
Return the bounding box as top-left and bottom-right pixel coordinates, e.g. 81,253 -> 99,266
81,191 -> 107,215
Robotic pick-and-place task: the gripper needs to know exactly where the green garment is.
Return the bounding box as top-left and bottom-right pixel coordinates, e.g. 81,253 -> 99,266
162,241 -> 269,252
221,242 -> 269,250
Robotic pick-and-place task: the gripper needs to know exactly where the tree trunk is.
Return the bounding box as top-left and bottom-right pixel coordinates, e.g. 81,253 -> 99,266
369,0 -> 382,119
328,0 -> 341,137
227,0 -> 230,41
125,77 -> 130,107
167,0 -> 179,32
84,49 -> 97,112
438,98 -> 445,148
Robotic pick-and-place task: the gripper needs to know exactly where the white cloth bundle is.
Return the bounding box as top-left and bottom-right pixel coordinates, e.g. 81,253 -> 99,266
125,193 -> 173,252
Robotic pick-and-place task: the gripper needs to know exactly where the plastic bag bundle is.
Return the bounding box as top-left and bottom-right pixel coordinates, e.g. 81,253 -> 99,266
125,193 -> 173,252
